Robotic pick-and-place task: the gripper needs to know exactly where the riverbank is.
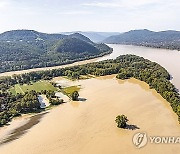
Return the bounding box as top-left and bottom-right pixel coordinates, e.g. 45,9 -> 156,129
0,51 -> 111,77
103,44 -> 180,91
0,75 -> 180,154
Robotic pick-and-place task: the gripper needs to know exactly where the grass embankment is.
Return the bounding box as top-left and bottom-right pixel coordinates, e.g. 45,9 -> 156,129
9,81 -> 57,95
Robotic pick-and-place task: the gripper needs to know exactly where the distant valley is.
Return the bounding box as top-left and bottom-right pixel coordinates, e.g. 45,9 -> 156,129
61,31 -> 120,42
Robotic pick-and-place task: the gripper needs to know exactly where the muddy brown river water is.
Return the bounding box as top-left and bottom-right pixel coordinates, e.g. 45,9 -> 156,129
0,75 -> 180,154
99,44 -> 180,91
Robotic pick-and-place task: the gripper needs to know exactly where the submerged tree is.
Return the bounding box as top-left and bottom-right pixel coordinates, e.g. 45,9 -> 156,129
71,91 -> 79,101
115,115 -> 128,128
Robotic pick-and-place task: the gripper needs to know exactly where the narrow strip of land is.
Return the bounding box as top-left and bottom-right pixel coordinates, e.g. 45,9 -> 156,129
0,57 -> 101,77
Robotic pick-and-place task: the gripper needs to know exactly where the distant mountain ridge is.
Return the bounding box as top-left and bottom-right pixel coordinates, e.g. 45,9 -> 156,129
0,30 -> 112,73
103,29 -> 180,50
0,30 -> 93,43
61,31 -> 120,42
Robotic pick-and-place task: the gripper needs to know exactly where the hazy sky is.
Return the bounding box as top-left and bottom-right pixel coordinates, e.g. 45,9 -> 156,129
0,0 -> 179,33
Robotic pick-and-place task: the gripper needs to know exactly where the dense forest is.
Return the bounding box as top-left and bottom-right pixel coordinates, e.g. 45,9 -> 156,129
0,30 -> 112,73
103,29 -> 180,51
0,55 -> 180,126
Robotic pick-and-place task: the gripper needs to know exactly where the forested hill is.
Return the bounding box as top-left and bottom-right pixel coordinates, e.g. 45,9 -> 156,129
103,29 -> 180,50
0,30 -> 92,43
0,30 -> 112,73
61,31 -> 120,42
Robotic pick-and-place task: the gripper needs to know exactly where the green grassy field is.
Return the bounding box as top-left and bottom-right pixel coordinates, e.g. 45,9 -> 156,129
62,86 -> 80,96
9,81 -> 57,95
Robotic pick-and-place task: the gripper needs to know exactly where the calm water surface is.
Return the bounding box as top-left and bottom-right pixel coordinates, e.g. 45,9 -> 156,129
98,44 -> 180,90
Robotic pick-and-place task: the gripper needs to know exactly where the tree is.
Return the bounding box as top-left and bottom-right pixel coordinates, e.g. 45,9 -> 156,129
0,119 -> 7,126
49,98 -> 63,105
115,115 -> 128,128
71,91 -> 79,101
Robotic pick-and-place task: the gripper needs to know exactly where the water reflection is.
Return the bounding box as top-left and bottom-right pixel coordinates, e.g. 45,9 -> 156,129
70,101 -> 80,108
0,112 -> 48,145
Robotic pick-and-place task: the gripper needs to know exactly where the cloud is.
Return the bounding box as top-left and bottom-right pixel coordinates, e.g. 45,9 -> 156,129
0,0 -> 10,9
58,10 -> 93,15
82,0 -> 163,9
0,0 -> 179,33
83,2 -> 123,8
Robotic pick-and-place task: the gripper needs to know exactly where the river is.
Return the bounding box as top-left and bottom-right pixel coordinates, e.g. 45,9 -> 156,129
98,44 -> 180,91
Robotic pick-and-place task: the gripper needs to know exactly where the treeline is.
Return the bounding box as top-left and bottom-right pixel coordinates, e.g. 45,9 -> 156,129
41,90 -> 63,105
0,89 -> 64,126
0,41 -> 112,73
127,42 -> 180,51
0,91 -> 40,126
0,55 -> 180,125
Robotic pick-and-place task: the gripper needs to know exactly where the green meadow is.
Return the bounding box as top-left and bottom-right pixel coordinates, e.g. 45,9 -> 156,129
9,81 -> 57,95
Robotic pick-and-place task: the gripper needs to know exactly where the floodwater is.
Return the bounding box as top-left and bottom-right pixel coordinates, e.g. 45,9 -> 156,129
98,44 -> 180,91
0,113 -> 47,145
0,75 -> 180,154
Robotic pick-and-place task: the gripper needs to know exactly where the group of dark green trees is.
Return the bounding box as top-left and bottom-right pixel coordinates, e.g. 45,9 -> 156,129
41,90 -> 63,105
71,91 -> 79,101
0,54 -> 180,126
115,115 -> 128,128
0,89 -> 64,126
0,90 -> 40,126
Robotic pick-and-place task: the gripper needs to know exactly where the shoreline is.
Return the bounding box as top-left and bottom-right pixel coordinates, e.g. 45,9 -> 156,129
0,51 -> 112,77
107,43 -> 180,52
